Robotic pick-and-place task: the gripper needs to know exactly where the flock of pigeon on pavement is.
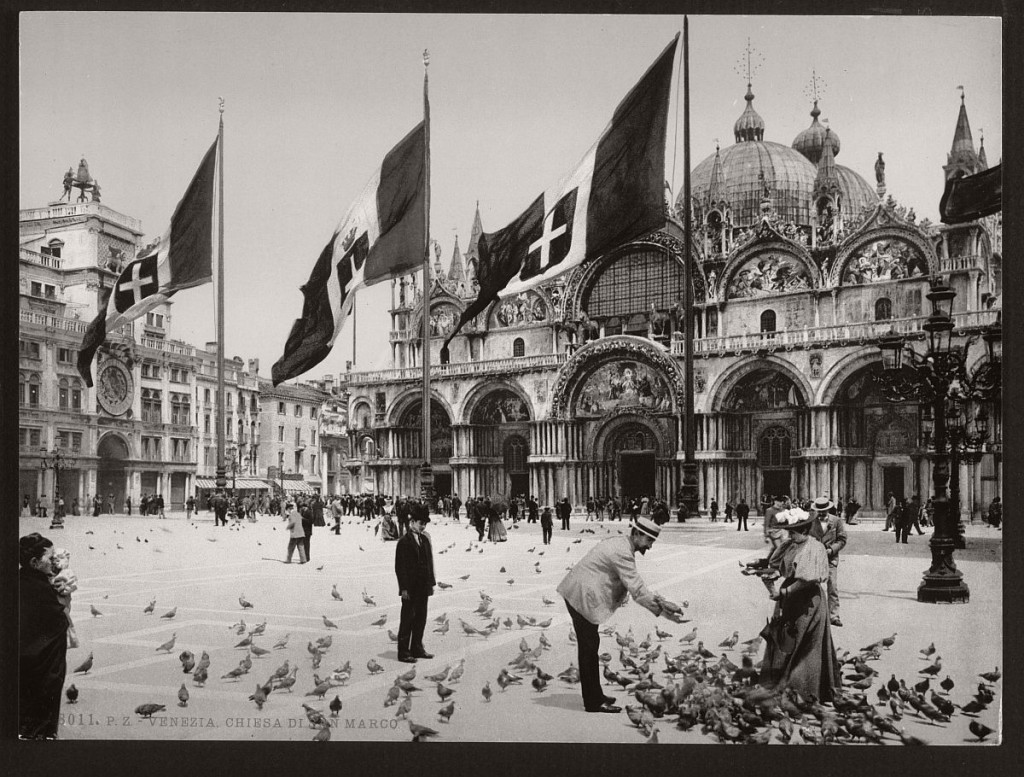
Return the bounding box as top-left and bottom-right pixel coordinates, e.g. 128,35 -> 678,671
60,519 -> 1000,744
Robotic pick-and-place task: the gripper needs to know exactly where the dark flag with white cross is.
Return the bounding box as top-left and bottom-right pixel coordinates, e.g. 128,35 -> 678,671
271,121 -> 426,385
444,35 -> 677,351
77,138 -> 218,386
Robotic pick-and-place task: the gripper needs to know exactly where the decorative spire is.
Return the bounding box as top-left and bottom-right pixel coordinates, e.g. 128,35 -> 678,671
707,141 -> 728,208
447,234 -> 466,286
813,126 -> 840,197
978,128 -> 989,170
947,84 -> 979,172
465,201 -> 484,281
733,39 -> 765,143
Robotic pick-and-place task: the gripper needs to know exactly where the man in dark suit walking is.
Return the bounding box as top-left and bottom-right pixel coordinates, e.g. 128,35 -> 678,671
557,497 -> 572,531
394,503 -> 436,663
735,496 -> 750,531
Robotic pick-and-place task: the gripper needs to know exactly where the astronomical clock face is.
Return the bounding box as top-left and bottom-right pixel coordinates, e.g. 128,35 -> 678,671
96,358 -> 134,416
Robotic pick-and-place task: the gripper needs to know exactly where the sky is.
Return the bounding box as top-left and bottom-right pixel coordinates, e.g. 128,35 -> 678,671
19,13 -> 1002,379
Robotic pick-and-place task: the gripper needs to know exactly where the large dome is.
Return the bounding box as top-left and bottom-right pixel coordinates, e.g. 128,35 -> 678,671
688,140 -> 819,226
686,141 -> 878,227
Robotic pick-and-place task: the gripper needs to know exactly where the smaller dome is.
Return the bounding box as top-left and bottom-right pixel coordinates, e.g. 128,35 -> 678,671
734,84 -> 765,143
792,101 -> 840,165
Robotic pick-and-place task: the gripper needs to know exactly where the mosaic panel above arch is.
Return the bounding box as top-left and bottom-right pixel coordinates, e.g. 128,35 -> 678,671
725,251 -> 814,299
398,397 -> 453,462
840,237 -> 928,285
428,302 -> 462,338
470,388 -> 532,424
722,368 -> 807,411
549,336 -> 683,420
488,290 -> 550,329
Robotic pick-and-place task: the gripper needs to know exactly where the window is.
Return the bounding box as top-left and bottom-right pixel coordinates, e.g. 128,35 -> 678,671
170,394 -> 191,425
142,436 -> 162,461
227,393 -> 233,408
294,451 -> 302,471
57,347 -> 75,364
205,388 -> 211,403
278,425 -> 285,442
251,396 -> 258,413
204,446 -> 214,466
45,240 -> 63,258
295,429 -> 302,447
172,438 -> 189,462
58,379 -> 69,410
170,368 -> 188,383
27,374 -> 40,407
310,407 -> 317,420
141,389 -> 162,423
55,430 -> 81,450
145,312 -> 165,328
30,281 -> 42,297
513,337 -> 525,357
311,429 -> 317,446
204,414 -> 211,433
759,310 -> 777,334
875,298 -> 893,321
278,402 -> 286,415
44,284 -> 57,300
71,381 -> 81,411
141,363 -> 161,379
707,307 -> 719,337
310,454 -> 317,473
294,404 -> 302,417
758,427 -> 792,467
20,340 -> 41,360
20,428 -> 43,448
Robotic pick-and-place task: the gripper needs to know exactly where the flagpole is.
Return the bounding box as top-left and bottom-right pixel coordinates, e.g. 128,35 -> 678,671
680,18 -> 699,521
421,49 -> 433,503
215,98 -> 227,494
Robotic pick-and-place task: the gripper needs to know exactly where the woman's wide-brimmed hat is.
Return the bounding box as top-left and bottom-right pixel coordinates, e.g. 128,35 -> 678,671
774,508 -> 815,532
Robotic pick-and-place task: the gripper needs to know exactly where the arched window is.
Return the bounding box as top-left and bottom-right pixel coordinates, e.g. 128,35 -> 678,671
250,395 -> 258,413
58,378 -> 70,410
504,436 -> 528,473
70,378 -> 82,411
758,426 -> 792,467
28,373 -> 40,407
513,338 -> 525,358
583,248 -> 687,322
760,310 -> 777,333
361,437 -> 376,459
874,297 -> 892,321
142,389 -> 162,423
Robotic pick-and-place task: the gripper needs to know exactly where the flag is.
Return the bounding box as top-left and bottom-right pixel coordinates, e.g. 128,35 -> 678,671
271,121 -> 426,385
77,138 -> 219,386
444,35 -> 677,350
939,164 -> 1001,224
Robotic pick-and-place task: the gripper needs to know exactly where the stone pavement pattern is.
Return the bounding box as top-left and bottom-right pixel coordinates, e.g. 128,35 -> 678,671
24,511 -> 1002,744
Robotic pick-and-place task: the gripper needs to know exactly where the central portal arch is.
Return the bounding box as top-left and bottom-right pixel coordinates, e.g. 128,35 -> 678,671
594,415 -> 665,505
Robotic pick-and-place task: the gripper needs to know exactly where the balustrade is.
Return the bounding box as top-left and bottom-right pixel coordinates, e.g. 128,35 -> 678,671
20,247 -> 63,270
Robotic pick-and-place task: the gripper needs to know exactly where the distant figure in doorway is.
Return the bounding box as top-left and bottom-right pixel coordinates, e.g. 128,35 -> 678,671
557,498 -> 572,531
541,505 -> 553,545
186,496 -> 196,521
125,496 -> 132,516
883,492 -> 897,531
893,497 -> 911,544
987,496 -> 1002,529
156,494 -> 165,519
709,498 -> 719,522
843,496 -> 861,525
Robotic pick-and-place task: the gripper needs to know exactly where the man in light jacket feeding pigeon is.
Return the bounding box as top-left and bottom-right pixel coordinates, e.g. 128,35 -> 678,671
556,517 -> 688,713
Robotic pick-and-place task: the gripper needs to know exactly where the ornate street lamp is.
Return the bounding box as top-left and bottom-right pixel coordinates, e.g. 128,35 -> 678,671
876,283 -> 1001,603
40,446 -> 78,530
225,444 -> 238,493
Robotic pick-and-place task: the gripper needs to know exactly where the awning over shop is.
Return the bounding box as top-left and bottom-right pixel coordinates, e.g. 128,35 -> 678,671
194,478 -> 273,490
283,481 -> 318,494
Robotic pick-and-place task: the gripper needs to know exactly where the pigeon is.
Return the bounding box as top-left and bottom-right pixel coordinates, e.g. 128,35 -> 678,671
197,651 -> 211,671
438,700 -> 455,723
481,682 -> 492,702
437,582 -> 452,590
192,666 -> 208,686
532,676 -> 548,692
387,629 -> 400,642
178,684 -> 189,707
156,633 -> 177,653
978,667 -> 1001,683
331,585 -> 344,602
316,635 -> 333,650
433,621 -> 450,635
272,660 -> 291,681
235,635 -> 253,649
939,676 -> 955,694
181,655 -> 196,674
390,694 -> 411,719
362,592 -> 377,607
274,670 -> 297,692
718,631 -> 739,649
679,628 -> 698,644
65,684 -> 78,704
367,659 -> 384,675
250,644 -> 271,658
322,615 -> 338,629
437,682 -> 455,702
516,615 -> 530,629
459,575 -> 470,580
425,667 -> 450,683
306,680 -> 332,699
371,614 -> 388,628
384,685 -> 402,707
881,633 -> 897,649
312,723 -> 331,742
89,604 -> 103,617
397,680 -> 421,695
249,621 -> 267,637
920,658 -> 942,676
409,720 -> 440,742
302,703 -> 329,728
135,704 -> 166,719
221,666 -> 247,681
969,720 -> 994,741
329,695 -> 343,717
239,593 -> 254,609
497,669 -> 523,691
960,699 -> 987,715
920,642 -> 936,658
160,607 -> 177,619
433,613 -> 448,624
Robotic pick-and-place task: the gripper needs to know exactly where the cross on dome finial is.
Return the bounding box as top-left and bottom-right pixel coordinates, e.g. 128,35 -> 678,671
957,84 -> 965,102
734,38 -> 764,88
804,70 -> 828,105
423,49 -> 430,67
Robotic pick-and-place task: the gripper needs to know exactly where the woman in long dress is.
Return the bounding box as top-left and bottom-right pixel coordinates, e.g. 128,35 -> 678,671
487,504 -> 508,543
759,509 -> 841,702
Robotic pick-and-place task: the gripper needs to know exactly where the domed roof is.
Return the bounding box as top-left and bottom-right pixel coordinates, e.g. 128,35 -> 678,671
833,165 -> 878,216
792,101 -> 840,165
733,84 -> 765,142
688,140 -> 819,226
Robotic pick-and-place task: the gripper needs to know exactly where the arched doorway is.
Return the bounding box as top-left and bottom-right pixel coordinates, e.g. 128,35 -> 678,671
97,434 -> 130,514
400,398 -> 453,496
758,426 -> 793,500
504,435 -> 529,498
606,421 -> 659,504
468,388 -> 532,497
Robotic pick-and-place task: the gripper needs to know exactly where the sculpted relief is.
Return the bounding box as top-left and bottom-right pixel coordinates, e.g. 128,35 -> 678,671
843,239 -> 927,285
490,292 -> 549,328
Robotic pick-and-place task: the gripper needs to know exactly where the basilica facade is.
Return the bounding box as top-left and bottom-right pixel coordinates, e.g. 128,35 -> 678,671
338,88 -> 1002,519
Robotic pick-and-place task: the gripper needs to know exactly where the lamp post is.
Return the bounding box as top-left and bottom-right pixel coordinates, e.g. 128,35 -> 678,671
40,446 -> 77,530
876,284 -> 1000,603
225,444 -> 239,493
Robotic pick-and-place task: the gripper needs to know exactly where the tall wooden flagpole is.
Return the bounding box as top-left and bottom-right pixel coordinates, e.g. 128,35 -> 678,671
215,98 -> 227,493
420,50 -> 433,502
680,17 -> 699,520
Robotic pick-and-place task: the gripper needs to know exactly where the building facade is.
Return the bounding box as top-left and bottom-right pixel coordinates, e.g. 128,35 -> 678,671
256,378 -> 330,497
337,90 -> 1001,518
